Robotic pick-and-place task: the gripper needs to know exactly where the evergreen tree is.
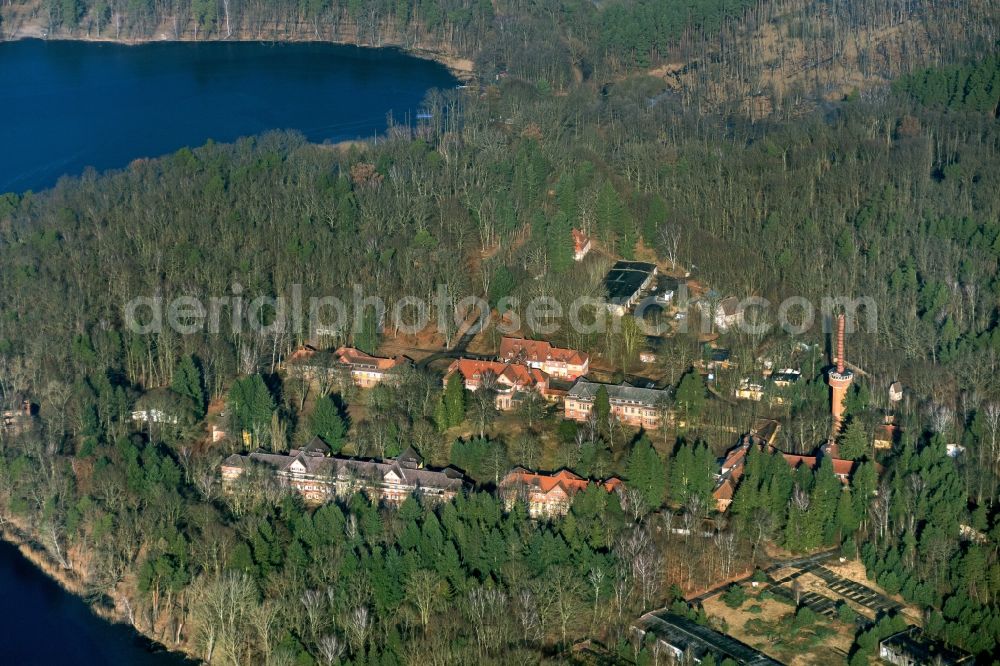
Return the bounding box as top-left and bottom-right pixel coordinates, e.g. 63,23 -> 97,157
836,486 -> 859,541
229,374 -> 275,446
669,442 -> 694,506
354,308 -> 380,355
547,211 -> 574,274
851,460 -> 877,521
171,354 -> 206,418
765,453 -> 795,524
675,370 -> 706,425
594,385 -> 611,423
669,441 -> 714,508
434,396 -> 450,433
626,436 -> 667,509
309,395 -> 347,453
595,181 -> 626,237
838,418 -> 869,460
784,493 -> 811,553
444,372 -> 467,427
843,382 -> 871,417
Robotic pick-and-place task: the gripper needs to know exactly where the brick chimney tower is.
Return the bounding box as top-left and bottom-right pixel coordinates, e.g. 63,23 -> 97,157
828,313 -> 853,435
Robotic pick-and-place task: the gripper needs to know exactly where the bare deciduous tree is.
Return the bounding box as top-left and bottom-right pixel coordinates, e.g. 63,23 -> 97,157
345,606 -> 371,653
316,634 -> 344,666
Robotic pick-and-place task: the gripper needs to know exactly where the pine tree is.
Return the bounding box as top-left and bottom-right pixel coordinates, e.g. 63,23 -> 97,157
691,443 -> 717,508
444,372 -> 467,427
594,385 -> 611,423
836,487 -> 859,541
669,442 -> 693,505
595,181 -> 625,237
434,396 -> 449,433
766,455 -> 795,528
675,370 -> 706,425
310,395 -> 346,452
626,436 -> 667,509
670,442 -> 720,507
809,458 -> 842,546
229,374 -> 275,446
171,354 -> 206,418
851,461 -> 877,523
839,418 -> 869,460
354,308 -> 380,355
784,497 -> 810,553
844,382 -> 871,416
547,211 -> 574,274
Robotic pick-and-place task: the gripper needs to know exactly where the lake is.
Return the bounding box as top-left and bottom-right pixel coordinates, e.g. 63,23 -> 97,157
0,39 -> 458,193
0,539 -> 192,665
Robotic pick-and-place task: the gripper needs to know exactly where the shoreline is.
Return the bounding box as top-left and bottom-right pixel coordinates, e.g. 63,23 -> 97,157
1,23 -> 476,81
0,521 -> 198,663
0,22 -> 460,663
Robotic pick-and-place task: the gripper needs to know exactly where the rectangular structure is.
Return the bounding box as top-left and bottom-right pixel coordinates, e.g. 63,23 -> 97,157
498,467 -> 622,518
604,260 -> 658,316
634,610 -> 784,665
221,443 -> 465,506
285,345 -> 409,388
564,379 -> 668,429
497,337 -> 589,380
445,358 -> 549,410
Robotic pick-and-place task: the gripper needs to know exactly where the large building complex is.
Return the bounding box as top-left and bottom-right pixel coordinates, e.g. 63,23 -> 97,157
444,358 -> 550,410
498,468 -> 623,518
564,379 -> 669,429
221,440 -> 465,505
497,337 -> 590,380
285,345 -> 410,388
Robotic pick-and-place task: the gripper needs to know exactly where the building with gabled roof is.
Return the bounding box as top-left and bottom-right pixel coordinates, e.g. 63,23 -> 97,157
334,346 -> 410,387
293,436 -> 332,457
564,379 -> 669,429
498,467 -> 623,518
285,345 -> 409,388
634,610 -> 784,665
712,423 -> 860,512
220,444 -> 465,506
444,358 -> 549,410
498,337 -> 589,380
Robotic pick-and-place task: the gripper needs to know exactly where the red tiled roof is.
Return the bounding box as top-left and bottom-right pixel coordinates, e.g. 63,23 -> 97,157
500,467 -> 621,496
603,477 -> 624,492
713,479 -> 735,501
448,358 -> 547,389
335,346 -> 406,371
874,424 -> 900,442
288,345 -> 318,362
721,444 -> 749,472
498,337 -> 589,366
780,453 -> 855,477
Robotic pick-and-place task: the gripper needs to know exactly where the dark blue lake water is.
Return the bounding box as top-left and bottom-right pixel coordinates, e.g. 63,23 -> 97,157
0,539 -> 192,665
0,39 -> 457,192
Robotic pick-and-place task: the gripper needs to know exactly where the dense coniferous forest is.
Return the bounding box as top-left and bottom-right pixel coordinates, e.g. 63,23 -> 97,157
2,0 -> 1000,664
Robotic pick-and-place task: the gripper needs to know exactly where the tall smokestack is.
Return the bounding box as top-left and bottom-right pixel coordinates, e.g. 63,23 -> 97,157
836,313 -> 846,374
828,312 -> 853,438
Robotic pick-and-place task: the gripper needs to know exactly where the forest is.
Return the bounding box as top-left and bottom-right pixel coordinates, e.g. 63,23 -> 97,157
1,0 -> 1000,662
2,0 -> 997,108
